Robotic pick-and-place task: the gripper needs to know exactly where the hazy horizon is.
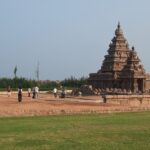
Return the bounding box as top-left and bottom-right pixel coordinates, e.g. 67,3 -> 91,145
0,0 -> 150,80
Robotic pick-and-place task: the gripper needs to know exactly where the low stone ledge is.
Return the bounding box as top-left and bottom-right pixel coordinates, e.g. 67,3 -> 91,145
104,94 -> 150,106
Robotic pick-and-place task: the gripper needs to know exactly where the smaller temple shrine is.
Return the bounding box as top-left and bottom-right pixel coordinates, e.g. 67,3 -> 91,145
89,23 -> 150,94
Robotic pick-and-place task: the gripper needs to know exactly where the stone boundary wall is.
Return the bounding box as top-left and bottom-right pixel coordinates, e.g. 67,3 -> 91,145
103,95 -> 150,106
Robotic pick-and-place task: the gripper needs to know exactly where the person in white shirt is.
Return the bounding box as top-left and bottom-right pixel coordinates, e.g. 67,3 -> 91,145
28,88 -> 31,97
53,88 -> 57,98
35,86 -> 39,99
7,85 -> 11,97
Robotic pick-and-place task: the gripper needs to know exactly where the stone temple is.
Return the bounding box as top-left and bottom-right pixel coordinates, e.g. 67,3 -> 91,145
89,23 -> 150,94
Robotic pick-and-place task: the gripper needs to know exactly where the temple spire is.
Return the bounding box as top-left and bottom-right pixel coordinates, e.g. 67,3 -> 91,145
115,22 -> 123,36
117,21 -> 120,28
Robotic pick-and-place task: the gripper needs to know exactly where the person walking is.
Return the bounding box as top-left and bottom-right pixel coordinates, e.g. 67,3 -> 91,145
35,86 -> 39,99
32,87 -> 36,99
18,86 -> 23,102
28,88 -> 31,97
53,88 -> 57,98
7,85 -> 11,97
61,87 -> 66,98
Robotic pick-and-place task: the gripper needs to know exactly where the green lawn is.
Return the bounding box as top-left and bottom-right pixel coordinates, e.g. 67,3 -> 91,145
0,112 -> 150,150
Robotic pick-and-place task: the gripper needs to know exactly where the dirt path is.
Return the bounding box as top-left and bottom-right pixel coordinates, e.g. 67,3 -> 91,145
0,93 -> 150,117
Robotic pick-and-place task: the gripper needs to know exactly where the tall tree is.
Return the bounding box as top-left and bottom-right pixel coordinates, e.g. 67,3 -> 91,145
14,65 -> 17,78
36,61 -> 40,81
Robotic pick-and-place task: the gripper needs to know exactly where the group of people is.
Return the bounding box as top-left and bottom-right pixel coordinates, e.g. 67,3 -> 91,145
7,85 -> 39,102
30,86 -> 39,99
53,87 -> 66,98
18,86 -> 39,102
7,85 -> 66,102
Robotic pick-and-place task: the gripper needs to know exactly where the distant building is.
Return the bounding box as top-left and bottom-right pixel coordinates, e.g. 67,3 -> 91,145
89,23 -> 150,93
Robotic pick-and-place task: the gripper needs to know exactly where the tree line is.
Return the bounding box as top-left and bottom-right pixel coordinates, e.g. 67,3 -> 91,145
0,76 -> 88,91
61,76 -> 88,88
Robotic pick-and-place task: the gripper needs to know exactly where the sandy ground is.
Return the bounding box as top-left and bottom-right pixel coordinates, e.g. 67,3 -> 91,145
0,93 -> 150,117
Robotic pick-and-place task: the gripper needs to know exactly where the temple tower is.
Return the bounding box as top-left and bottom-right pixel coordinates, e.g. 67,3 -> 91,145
89,23 -> 147,93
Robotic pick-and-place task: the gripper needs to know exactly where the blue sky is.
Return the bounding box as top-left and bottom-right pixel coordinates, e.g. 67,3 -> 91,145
0,0 -> 150,80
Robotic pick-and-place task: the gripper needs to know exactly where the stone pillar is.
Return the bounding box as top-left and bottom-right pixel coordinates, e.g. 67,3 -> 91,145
133,79 -> 138,93
142,79 -> 145,93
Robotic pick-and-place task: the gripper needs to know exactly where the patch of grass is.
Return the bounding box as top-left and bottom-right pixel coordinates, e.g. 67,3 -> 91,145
0,112 -> 150,150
